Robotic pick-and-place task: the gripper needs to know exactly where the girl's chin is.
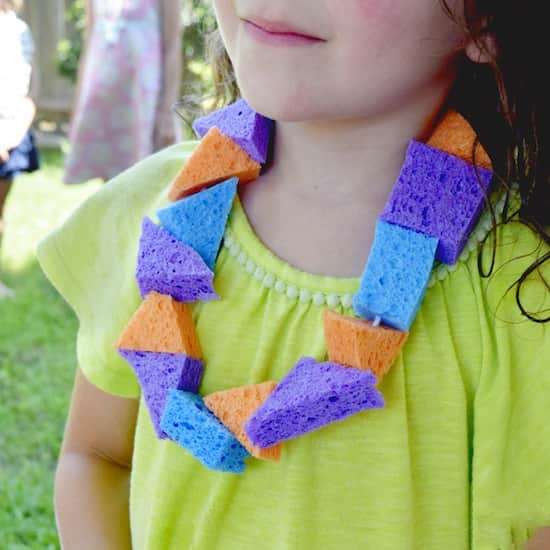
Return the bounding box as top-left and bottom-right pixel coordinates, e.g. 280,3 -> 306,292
236,79 -> 316,122
238,93 -> 314,122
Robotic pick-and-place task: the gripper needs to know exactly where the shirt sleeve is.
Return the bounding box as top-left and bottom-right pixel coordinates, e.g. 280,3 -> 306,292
471,215 -> 550,548
36,141 -> 197,398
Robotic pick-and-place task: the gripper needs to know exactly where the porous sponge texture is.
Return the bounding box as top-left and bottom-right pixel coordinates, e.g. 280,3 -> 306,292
192,98 -> 273,164
323,309 -> 408,379
380,140 -> 492,265
428,110 -> 492,170
118,350 -> 204,438
245,357 -> 384,448
117,292 -> 202,358
352,220 -> 438,331
168,127 -> 261,201
158,178 -> 238,271
204,382 -> 281,461
137,218 -> 218,303
161,390 -> 249,473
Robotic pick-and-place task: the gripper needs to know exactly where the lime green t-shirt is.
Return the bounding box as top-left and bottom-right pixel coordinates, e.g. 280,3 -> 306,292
37,141 -> 550,550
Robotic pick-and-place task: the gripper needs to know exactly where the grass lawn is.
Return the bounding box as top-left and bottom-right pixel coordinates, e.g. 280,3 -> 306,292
0,150 -> 101,549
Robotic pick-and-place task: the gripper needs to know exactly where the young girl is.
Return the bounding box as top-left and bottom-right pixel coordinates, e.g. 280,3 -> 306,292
38,1 -> 550,548
64,0 -> 182,184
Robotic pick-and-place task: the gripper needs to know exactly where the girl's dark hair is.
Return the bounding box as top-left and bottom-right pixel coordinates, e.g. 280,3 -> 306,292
204,1 -> 550,322
440,0 -> 550,322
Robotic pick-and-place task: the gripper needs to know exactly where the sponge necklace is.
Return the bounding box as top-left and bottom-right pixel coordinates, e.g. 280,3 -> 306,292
116,99 -> 494,474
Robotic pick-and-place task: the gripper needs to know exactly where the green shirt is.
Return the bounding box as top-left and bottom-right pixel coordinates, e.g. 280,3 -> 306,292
37,141 -> 550,550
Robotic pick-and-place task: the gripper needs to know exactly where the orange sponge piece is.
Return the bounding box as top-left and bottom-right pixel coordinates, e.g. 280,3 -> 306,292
323,309 -> 408,379
168,127 -> 261,201
117,292 -> 202,358
204,382 -> 282,461
427,111 -> 492,170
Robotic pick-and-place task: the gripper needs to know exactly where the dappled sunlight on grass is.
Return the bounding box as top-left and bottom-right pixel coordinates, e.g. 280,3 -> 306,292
0,262 -> 76,549
1,148 -> 101,548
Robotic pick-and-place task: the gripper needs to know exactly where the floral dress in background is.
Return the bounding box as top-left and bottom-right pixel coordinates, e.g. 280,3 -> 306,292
64,0 -> 161,184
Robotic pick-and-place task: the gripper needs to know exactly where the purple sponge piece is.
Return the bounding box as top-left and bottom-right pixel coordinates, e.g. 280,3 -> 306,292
137,218 -> 218,303
245,357 -> 384,448
192,98 -> 273,164
380,140 -> 493,264
118,350 -> 204,439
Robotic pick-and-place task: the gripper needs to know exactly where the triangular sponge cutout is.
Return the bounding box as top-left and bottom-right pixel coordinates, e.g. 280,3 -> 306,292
193,98 -> 273,164
137,218 -> 218,303
161,390 -> 249,473
117,291 -> 202,358
323,309 -> 408,379
427,110 -> 492,170
158,178 -> 238,271
245,357 -> 384,448
119,350 -> 204,439
168,127 -> 261,201
204,382 -> 281,461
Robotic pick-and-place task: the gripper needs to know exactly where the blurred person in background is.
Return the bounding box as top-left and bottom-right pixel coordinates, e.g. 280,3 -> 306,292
64,0 -> 182,185
0,0 -> 39,232
0,0 -> 39,299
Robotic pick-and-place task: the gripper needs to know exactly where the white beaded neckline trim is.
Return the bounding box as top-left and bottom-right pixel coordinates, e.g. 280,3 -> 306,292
222,191 -> 513,309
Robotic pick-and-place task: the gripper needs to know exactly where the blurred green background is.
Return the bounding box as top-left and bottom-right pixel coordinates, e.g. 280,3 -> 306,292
0,1 -> 215,547
0,152 -> 100,549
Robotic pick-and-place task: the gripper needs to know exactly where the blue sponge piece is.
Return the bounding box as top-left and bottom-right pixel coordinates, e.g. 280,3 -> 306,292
158,178 -> 238,271
118,350 -> 204,439
352,220 -> 438,331
192,98 -> 273,164
160,390 -> 249,473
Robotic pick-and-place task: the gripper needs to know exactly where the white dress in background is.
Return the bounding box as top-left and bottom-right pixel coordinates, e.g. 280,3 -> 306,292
0,10 -> 34,152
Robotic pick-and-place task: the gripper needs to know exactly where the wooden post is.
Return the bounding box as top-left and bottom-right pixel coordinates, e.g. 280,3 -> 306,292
21,0 -> 75,123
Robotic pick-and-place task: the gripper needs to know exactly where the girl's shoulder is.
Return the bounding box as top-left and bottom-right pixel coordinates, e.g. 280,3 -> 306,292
482,200 -> 550,326
429,183 -> 549,309
61,140 -> 198,226
37,140 -> 200,290
36,142 -> 198,397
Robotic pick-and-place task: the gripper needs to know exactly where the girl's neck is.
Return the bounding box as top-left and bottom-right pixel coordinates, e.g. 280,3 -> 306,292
269,86 -> 448,207
239,84 -> 452,278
